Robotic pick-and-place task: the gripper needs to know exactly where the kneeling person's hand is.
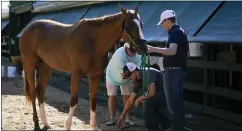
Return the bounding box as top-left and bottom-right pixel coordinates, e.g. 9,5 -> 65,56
134,96 -> 144,108
117,115 -> 125,129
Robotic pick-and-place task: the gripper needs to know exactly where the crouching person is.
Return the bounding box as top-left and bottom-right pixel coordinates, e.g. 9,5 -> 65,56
117,62 -> 172,130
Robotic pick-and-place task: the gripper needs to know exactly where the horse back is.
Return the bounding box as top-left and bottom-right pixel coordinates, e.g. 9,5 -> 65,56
20,19 -> 76,49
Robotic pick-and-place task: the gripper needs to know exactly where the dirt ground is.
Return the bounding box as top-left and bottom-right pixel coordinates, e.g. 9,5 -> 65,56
1,77 -> 145,130
1,62 -> 242,130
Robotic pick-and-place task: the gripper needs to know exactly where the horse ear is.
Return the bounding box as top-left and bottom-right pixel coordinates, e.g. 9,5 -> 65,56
120,5 -> 127,16
134,4 -> 139,14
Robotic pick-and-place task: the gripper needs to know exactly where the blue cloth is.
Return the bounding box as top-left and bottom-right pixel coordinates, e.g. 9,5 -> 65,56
163,69 -> 185,130
163,25 -> 189,68
106,46 -> 141,86
133,68 -> 165,95
143,93 -> 171,131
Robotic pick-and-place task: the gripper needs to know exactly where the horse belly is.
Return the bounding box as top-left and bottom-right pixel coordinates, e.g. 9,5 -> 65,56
37,49 -> 71,73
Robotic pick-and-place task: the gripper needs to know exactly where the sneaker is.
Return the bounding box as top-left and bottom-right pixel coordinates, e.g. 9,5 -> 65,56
125,119 -> 136,126
105,118 -> 116,126
184,127 -> 193,131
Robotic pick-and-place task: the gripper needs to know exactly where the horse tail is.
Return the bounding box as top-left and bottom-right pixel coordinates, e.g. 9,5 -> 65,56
23,69 -> 38,106
23,70 -> 31,106
11,55 -> 23,69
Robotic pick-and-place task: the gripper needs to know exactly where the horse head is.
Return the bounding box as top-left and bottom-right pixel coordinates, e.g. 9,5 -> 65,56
120,4 -> 148,55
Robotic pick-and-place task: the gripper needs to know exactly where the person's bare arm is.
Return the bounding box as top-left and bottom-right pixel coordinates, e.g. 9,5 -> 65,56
120,93 -> 136,117
147,43 -> 178,56
136,82 -> 156,102
147,30 -> 185,55
117,92 -> 137,128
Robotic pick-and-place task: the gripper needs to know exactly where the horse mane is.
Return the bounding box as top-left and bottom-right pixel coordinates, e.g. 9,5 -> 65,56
80,12 -> 123,26
78,9 -> 138,27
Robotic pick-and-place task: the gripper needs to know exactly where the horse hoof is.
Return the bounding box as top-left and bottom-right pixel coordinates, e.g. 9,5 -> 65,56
41,125 -> 51,131
65,120 -> 71,130
34,127 -> 41,131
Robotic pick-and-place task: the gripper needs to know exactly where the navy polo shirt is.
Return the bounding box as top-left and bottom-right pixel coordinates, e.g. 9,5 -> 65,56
163,25 -> 188,68
133,68 -> 165,97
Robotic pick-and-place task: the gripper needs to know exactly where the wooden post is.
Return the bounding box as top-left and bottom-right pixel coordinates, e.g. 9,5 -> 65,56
202,44 -> 208,113
229,44 -> 233,88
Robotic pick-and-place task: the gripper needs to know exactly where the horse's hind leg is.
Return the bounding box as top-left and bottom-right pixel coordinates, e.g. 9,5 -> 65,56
22,59 -> 40,130
36,63 -> 52,130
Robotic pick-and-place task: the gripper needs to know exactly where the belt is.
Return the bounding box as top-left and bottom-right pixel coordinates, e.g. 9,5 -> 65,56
164,67 -> 182,71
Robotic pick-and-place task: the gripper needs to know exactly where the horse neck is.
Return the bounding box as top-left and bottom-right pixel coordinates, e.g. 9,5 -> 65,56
94,15 -> 123,56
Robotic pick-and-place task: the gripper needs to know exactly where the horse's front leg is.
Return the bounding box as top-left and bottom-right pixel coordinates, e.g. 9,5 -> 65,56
88,75 -> 102,130
65,72 -> 82,130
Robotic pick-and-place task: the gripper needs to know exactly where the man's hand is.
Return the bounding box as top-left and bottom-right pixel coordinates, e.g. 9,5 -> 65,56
134,96 -> 143,108
117,115 -> 125,129
147,45 -> 154,53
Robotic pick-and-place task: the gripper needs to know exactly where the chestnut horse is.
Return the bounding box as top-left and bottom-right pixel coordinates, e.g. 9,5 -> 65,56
19,5 -> 147,130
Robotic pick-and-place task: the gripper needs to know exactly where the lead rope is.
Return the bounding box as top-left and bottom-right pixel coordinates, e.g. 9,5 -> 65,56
139,53 -> 151,97
121,17 -> 150,96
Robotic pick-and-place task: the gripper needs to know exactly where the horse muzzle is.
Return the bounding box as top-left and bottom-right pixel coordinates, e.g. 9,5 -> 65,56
135,39 -> 148,55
